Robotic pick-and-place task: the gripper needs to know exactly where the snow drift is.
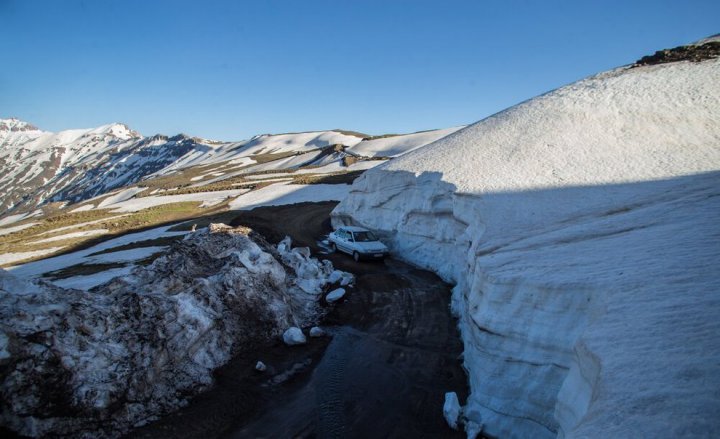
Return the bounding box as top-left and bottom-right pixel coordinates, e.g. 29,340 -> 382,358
0,224 -> 348,437
333,53 -> 720,437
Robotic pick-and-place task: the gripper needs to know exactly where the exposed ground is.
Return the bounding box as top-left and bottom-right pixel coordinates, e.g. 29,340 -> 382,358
634,41 -> 720,66
128,202 -> 468,439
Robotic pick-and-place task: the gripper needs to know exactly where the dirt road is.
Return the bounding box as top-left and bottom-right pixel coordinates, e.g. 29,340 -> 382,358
130,202 -> 467,438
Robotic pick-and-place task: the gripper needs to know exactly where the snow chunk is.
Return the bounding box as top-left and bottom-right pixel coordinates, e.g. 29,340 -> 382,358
283,327 -> 307,345
277,236 -> 338,295
255,361 -> 267,372
325,287 -> 346,303
443,391 -> 461,430
309,326 -> 325,337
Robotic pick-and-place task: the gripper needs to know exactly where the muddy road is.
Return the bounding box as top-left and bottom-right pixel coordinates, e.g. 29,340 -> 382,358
130,202 -> 467,439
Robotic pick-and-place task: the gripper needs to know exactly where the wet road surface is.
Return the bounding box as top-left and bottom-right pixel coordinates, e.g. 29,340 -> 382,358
231,258 -> 468,438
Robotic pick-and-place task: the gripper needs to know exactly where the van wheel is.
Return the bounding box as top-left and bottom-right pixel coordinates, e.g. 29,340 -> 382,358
353,251 -> 360,262
329,242 -> 336,253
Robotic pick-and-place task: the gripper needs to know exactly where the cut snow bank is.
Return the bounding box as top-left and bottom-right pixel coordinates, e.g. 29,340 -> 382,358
333,58 -> 720,438
0,224 -> 347,437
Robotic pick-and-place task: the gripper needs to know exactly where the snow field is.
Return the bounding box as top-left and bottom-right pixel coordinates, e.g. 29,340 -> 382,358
229,182 -> 351,210
346,126 -> 465,158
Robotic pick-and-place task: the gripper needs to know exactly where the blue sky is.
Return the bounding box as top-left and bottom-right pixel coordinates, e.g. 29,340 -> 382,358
2,0 -> 718,140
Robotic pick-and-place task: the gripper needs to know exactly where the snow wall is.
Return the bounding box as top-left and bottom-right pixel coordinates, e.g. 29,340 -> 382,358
333,57 -> 720,438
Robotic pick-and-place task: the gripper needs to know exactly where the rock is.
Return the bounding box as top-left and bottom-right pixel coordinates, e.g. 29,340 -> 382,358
255,361 -> 267,372
309,326 -> 325,337
443,391 -> 461,430
282,327 -> 307,345
325,287 -> 346,303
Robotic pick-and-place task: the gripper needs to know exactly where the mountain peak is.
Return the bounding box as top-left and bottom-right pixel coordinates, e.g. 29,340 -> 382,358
91,122 -> 142,140
0,118 -> 41,133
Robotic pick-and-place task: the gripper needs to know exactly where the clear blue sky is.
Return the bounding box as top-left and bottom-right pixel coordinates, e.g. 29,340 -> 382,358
2,0 -> 718,140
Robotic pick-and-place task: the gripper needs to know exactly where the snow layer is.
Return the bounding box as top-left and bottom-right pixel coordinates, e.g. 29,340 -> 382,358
52,266 -> 135,291
0,222 -> 38,236
100,189 -> 248,213
30,228 -> 108,244
0,211 -> 41,227
293,159 -> 386,174
334,58 -> 720,438
346,126 -> 464,158
0,247 -> 65,266
0,224 -> 347,437
84,246 -> 166,265
229,182 -> 350,210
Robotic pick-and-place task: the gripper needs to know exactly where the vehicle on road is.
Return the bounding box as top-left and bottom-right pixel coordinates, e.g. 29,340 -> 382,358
328,226 -> 389,261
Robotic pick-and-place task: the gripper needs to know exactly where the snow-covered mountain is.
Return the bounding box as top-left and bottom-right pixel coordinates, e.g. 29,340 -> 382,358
0,118 -> 365,214
334,44 -> 720,437
0,118 -> 462,217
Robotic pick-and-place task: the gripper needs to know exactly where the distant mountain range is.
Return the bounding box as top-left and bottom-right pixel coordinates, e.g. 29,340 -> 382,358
0,118 -> 460,216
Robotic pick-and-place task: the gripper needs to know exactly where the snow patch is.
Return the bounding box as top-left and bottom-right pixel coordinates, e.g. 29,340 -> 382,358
51,266 -> 135,291
0,247 -> 65,266
229,182 -> 350,210
0,222 -> 38,236
30,228 -> 108,244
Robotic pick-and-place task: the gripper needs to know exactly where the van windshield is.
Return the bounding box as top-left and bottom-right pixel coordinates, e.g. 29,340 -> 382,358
353,231 -> 378,242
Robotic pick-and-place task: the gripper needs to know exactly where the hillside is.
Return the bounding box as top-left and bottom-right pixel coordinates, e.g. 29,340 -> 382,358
333,43 -> 720,437
0,122 -> 458,288
0,119 -> 367,215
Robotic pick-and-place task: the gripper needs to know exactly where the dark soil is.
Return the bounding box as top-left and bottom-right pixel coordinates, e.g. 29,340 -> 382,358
128,201 -> 469,439
634,41 -> 720,66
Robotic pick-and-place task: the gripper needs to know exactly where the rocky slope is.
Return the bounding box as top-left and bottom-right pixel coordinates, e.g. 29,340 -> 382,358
0,224 -> 349,438
333,45 -> 720,437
